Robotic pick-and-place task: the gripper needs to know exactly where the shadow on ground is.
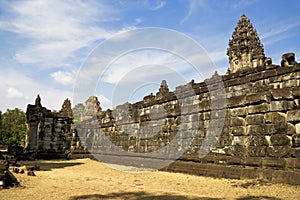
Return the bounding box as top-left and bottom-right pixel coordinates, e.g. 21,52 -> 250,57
236,196 -> 282,200
70,192 -> 219,200
19,160 -> 84,171
70,192 -> 283,200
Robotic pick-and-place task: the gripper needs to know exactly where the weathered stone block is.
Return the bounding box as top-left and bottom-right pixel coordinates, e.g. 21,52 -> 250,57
245,93 -> 270,105
270,134 -> 291,146
287,110 -> 300,122
292,88 -> 300,98
246,114 -> 265,125
294,99 -> 300,108
227,96 -> 245,108
249,135 -> 269,146
230,107 -> 247,117
265,112 -> 286,124
229,145 -> 247,157
247,103 -> 270,114
201,153 -> 216,163
282,79 -> 298,88
247,125 -> 267,135
284,125 -> 295,139
271,88 -> 293,100
230,117 -> 245,126
230,126 -> 246,136
292,134 -> 300,147
266,146 -> 291,158
232,136 -> 249,146
198,100 -> 211,111
270,101 -> 294,112
262,157 -> 286,169
296,123 -> 300,134
291,148 -> 300,158
210,110 -> 227,119
245,156 -> 262,166
216,130 -> 232,148
247,146 -> 266,157
226,156 -> 244,165
203,112 -> 210,120
266,123 -> 288,135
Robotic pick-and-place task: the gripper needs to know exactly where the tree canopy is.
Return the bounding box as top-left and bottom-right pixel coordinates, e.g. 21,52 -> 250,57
72,103 -> 84,123
0,108 -> 26,146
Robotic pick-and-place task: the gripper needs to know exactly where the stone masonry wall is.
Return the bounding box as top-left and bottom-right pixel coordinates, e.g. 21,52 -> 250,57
25,96 -> 73,159
76,63 -> 300,184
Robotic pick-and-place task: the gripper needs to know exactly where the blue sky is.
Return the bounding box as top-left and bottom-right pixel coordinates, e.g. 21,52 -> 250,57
0,0 -> 299,112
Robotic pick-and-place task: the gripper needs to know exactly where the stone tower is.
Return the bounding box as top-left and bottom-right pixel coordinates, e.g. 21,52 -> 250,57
227,14 -> 265,73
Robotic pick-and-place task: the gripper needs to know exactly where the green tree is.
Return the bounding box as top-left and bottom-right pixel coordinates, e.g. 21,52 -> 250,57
0,108 -> 26,146
72,103 -> 84,123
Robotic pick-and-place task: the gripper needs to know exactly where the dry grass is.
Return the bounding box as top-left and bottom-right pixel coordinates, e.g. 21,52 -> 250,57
0,158 -> 299,200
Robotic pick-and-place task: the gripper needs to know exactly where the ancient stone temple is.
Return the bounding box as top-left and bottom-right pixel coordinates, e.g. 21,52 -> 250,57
74,15 -> 300,184
227,14 -> 268,73
25,95 -> 73,158
24,15 -> 300,184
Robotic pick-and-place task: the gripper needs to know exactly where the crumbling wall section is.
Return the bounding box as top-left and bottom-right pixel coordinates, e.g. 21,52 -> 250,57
25,97 -> 73,159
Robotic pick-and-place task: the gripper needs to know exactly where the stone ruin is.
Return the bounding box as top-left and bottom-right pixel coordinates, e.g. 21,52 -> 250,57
24,14 -> 300,184
25,95 -> 73,158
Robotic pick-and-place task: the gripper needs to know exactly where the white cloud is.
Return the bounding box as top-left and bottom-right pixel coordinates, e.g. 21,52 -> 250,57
7,87 -> 28,99
101,50 -> 195,84
0,68 -> 73,111
261,21 -> 300,46
0,0 -> 118,68
51,70 -> 76,85
149,0 -> 166,11
98,95 -> 110,104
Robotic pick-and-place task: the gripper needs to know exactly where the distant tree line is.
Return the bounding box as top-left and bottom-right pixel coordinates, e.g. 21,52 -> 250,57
0,108 -> 26,146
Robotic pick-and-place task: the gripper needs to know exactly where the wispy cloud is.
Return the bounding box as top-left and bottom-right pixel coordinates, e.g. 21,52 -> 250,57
180,0 -> 207,24
261,21 -> 300,40
149,0 -> 166,11
50,70 -> 77,86
7,87 -> 28,99
232,0 -> 258,10
0,0 -> 118,68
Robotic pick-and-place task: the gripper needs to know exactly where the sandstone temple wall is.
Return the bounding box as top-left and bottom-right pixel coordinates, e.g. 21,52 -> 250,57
25,96 -> 73,158
75,62 -> 300,185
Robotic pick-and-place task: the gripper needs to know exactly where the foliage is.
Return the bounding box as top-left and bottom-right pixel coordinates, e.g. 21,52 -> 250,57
0,108 -> 26,146
72,103 -> 84,123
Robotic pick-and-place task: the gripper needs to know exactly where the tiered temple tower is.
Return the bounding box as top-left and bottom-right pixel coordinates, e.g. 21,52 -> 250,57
227,14 -> 265,73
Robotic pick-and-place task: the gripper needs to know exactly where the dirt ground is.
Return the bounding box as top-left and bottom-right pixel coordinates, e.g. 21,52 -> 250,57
0,158 -> 299,200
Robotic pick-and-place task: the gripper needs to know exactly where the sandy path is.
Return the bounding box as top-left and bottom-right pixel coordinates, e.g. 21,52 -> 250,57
0,158 -> 299,200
